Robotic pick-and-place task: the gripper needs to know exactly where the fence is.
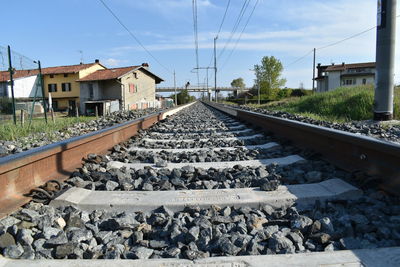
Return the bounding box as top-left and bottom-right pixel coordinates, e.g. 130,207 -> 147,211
0,45 -> 47,125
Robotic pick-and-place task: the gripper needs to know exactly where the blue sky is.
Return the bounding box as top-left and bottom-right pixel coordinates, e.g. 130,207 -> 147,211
2,0 -> 400,91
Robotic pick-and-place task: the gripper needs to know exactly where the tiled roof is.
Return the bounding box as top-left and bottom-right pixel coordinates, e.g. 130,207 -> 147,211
0,69 -> 39,82
77,66 -> 164,84
325,62 -> 375,72
77,66 -> 139,81
41,63 -> 100,75
0,62 -> 102,82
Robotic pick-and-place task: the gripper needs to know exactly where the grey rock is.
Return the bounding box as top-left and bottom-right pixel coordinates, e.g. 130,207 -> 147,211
16,229 -> 33,246
3,244 -> 24,259
45,232 -> 68,246
131,246 -> 154,259
0,232 -> 16,249
291,215 -> 313,230
0,217 -> 21,229
42,227 -> 62,240
55,243 -> 76,258
106,180 -> 119,191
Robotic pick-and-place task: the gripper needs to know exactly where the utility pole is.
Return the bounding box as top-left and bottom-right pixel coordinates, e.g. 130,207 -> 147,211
312,48 -> 316,92
374,0 -> 396,120
38,61 -> 48,123
173,70 -> 177,106
257,80 -> 260,105
214,36 -> 218,102
7,46 -> 16,124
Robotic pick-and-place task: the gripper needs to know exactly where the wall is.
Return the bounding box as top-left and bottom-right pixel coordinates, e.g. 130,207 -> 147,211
341,75 -> 375,87
3,75 -> 41,98
121,69 -> 156,110
327,71 -> 341,91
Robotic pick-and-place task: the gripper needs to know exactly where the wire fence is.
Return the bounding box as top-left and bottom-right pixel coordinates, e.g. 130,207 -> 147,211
0,44 -> 47,125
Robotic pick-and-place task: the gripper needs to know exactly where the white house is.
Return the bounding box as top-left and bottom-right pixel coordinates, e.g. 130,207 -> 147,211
0,70 -> 42,98
315,62 -> 375,93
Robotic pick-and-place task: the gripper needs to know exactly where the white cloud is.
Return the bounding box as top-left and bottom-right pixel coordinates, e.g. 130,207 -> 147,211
103,58 -> 127,67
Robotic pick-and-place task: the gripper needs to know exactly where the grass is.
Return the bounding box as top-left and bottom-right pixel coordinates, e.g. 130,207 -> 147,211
248,85 -> 400,122
0,116 -> 96,141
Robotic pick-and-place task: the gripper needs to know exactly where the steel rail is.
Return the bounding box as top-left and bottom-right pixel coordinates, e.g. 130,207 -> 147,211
204,101 -> 400,195
0,103 -> 194,218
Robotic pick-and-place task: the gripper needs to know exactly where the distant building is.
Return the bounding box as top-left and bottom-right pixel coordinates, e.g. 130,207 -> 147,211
315,62 -> 375,92
77,63 -> 163,115
41,60 -> 106,111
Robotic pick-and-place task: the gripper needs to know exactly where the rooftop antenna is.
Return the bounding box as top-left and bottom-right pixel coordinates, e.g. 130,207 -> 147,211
78,50 -> 84,64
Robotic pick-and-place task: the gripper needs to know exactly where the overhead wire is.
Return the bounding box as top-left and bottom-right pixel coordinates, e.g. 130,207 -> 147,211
208,0 -> 232,67
221,0 -> 259,68
218,0 -> 251,60
192,0 -> 200,86
98,0 -> 173,74
285,15 -> 400,68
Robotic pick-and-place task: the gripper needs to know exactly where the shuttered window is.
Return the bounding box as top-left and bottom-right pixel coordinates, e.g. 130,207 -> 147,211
62,83 -> 71,92
129,83 -> 136,93
48,84 -> 57,92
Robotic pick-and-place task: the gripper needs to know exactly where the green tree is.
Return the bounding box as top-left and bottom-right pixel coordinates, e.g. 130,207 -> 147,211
170,89 -> 195,105
230,78 -> 246,89
254,56 -> 286,98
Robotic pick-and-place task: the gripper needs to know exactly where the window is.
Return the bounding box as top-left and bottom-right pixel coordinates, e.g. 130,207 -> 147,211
48,84 -> 57,92
62,83 -> 71,92
133,72 -> 137,79
88,83 -> 94,99
50,74 -> 54,78
343,79 -> 356,85
362,78 -> 367,85
129,83 -> 137,93
64,74 -> 68,77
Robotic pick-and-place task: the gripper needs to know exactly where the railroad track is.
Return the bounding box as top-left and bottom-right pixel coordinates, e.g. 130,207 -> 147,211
0,101 -> 399,266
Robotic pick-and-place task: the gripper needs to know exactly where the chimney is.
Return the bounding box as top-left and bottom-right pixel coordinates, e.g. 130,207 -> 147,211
95,59 -> 100,63
342,62 -> 345,66
317,63 -> 321,67
141,63 -> 149,68
331,63 -> 335,66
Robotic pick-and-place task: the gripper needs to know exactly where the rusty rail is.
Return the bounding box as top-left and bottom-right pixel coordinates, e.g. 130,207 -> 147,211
0,103 -> 194,218
204,101 -> 400,195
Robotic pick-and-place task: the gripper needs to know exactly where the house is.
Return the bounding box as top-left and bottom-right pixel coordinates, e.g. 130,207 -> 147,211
77,63 -> 163,115
41,60 -> 106,111
0,69 -> 41,98
315,62 -> 376,92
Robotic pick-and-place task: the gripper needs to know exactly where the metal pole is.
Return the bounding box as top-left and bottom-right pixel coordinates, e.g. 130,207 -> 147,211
312,48 -> 316,92
38,61 -> 48,123
214,36 -> 218,102
206,67 -> 209,101
173,70 -> 177,106
374,0 -> 396,120
258,80 -> 260,105
7,46 -> 16,124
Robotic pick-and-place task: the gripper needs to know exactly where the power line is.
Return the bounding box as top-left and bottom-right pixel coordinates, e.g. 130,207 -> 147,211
192,0 -> 200,86
285,15 -> 400,69
218,0 -> 251,60
216,0 -> 231,39
221,0 -> 259,68
208,0 -> 232,67
98,0 -> 172,74
285,49 -> 314,68
317,26 -> 376,51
